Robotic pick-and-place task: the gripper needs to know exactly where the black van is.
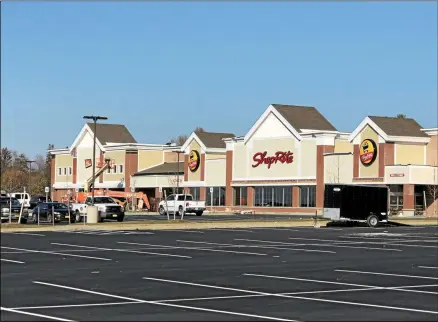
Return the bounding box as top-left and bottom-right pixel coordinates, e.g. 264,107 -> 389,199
323,184 -> 389,227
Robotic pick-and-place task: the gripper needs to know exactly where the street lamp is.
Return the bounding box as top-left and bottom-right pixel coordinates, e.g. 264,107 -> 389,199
174,150 -> 184,194
83,115 -> 108,205
26,160 -> 36,194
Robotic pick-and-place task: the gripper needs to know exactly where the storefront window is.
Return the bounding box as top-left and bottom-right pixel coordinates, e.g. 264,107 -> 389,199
253,186 -> 292,207
189,187 -> 200,200
206,187 -> 226,206
233,187 -> 247,206
300,186 -> 316,207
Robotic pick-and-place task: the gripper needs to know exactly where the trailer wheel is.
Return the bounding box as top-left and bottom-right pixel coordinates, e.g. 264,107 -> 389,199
367,214 -> 379,228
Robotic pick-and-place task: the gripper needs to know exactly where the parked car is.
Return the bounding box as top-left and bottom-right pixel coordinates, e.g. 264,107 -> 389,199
7,192 -> 31,208
29,195 -> 52,209
30,202 -> 74,224
70,196 -> 125,222
0,197 -> 28,223
158,194 -> 206,216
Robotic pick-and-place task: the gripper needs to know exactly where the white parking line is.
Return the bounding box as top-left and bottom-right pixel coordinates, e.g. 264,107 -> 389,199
142,276 -> 438,315
234,238 -> 402,252
51,243 -> 192,259
159,229 -> 204,234
210,228 -> 255,233
1,306 -> 74,322
335,269 -> 438,280
0,246 -> 111,261
33,281 -> 296,322
419,266 -> 438,270
251,228 -> 300,232
118,241 -> 267,256
4,232 -> 46,236
177,239 -> 336,254
0,258 -> 25,264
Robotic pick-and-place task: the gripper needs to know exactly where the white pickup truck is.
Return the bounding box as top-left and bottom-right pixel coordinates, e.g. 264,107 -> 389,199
70,196 -> 125,222
158,194 -> 206,216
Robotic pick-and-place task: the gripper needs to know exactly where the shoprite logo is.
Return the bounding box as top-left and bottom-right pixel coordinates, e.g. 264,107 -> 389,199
359,139 -> 377,166
188,150 -> 200,172
252,151 -> 294,169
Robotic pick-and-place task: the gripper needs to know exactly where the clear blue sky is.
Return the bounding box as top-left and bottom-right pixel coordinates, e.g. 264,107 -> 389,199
2,1 -> 437,158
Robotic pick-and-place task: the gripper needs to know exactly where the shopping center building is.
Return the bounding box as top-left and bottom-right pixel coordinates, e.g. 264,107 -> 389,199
49,104 -> 438,216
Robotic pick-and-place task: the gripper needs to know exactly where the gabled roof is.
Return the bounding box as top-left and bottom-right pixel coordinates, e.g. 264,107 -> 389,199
271,104 -> 337,132
195,131 -> 235,149
368,116 -> 428,138
86,123 -> 137,144
133,162 -> 183,176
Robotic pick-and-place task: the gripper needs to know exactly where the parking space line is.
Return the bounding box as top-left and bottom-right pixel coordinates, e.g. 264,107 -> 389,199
142,276 -> 438,315
251,228 -> 301,232
1,258 -> 25,264
33,281 -> 296,322
210,228 -> 255,233
418,266 -> 438,270
177,239 -> 336,254
0,246 -> 111,261
235,238 -> 402,252
11,301 -> 140,310
1,306 -> 74,322
158,230 -> 204,234
51,243 -> 192,259
118,241 -> 268,256
335,269 -> 438,280
4,232 -> 46,236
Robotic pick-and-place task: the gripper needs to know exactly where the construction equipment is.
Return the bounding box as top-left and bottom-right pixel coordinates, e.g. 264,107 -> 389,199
76,190 -> 150,211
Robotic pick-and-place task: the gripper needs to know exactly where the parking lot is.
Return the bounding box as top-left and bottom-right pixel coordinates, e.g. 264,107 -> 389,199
1,225 -> 437,321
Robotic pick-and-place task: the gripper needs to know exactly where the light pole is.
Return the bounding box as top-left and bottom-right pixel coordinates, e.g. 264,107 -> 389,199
83,115 -> 108,206
26,160 -> 36,195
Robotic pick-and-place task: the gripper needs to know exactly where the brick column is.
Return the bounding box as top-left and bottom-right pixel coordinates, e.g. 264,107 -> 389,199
378,143 -> 385,178
50,157 -> 56,188
247,187 -> 254,207
200,187 -> 206,201
316,145 -> 334,209
403,184 -> 415,216
72,158 -> 77,184
225,150 -> 233,207
124,151 -> 138,192
292,186 -> 300,207
200,153 -> 205,181
184,154 -> 188,182
353,144 -> 359,178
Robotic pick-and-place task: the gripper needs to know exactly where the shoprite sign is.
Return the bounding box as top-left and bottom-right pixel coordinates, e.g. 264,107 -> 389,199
252,151 -> 294,169
359,139 -> 378,166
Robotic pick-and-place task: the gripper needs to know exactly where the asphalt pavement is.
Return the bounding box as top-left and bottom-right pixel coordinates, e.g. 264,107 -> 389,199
1,225 -> 437,321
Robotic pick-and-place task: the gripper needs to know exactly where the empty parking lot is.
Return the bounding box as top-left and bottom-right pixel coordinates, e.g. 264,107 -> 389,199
1,225 -> 437,321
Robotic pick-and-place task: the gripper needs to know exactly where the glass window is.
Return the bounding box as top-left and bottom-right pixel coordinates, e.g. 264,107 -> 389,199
167,195 -> 175,201
254,187 -> 263,207
119,165 -> 123,173
69,167 -> 72,175
58,168 -> 61,175
113,165 -> 117,174
233,187 -> 248,206
253,186 -> 293,207
283,186 -> 292,207
300,186 -> 316,207
206,187 -> 226,206
64,167 -> 67,175
189,187 -> 200,200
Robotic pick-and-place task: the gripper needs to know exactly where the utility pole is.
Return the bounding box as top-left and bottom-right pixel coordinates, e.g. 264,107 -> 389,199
83,115 -> 108,206
26,160 -> 36,195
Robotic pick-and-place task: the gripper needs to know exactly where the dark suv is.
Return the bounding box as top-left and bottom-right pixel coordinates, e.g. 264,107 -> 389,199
30,195 -> 52,209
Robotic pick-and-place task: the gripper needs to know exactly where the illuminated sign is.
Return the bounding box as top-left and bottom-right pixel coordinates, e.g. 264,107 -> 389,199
359,139 -> 377,166
252,151 -> 294,169
85,159 -> 92,168
188,150 -> 200,172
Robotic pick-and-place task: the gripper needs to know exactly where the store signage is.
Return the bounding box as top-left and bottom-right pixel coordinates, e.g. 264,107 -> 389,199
188,150 -> 200,172
252,151 -> 294,169
390,173 -> 405,177
85,159 -> 92,168
359,139 -> 377,166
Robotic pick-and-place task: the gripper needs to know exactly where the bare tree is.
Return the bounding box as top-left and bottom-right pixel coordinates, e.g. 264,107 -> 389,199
169,127 -> 205,146
426,165 -> 438,217
396,114 -> 407,119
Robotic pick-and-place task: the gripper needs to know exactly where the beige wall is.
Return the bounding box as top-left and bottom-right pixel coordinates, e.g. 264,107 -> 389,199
138,150 -> 164,171
205,159 -> 226,186
76,130 -> 101,185
206,153 -> 226,160
427,135 -> 438,165
335,140 -> 353,153
324,154 -> 353,184
396,143 -> 425,165
55,155 -> 73,183
134,175 -> 184,188
385,166 -> 438,185
384,166 -> 410,184
411,166 -> 438,185
187,139 -> 202,182
103,150 -> 125,181
164,151 -> 179,162
359,125 -> 380,178
300,140 -> 316,177
232,142 -> 246,179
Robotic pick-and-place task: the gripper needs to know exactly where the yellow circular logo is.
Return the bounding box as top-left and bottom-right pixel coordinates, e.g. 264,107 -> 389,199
188,150 -> 200,172
359,139 -> 377,166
